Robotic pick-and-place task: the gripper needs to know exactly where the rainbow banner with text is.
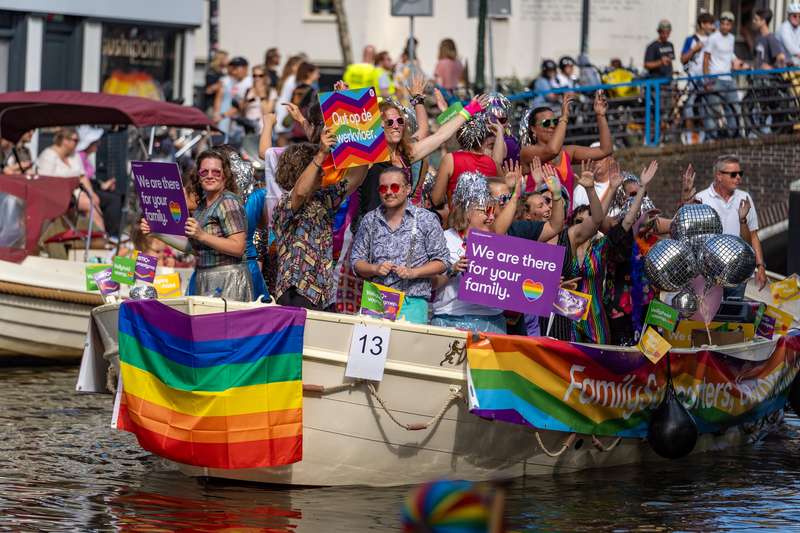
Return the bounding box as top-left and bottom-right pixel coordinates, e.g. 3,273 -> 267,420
319,87 -> 390,169
115,300 -> 305,469
467,334 -> 800,437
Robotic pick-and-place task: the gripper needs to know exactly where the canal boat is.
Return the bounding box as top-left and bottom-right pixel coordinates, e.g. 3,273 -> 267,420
78,294 -> 800,487
0,91 -> 211,360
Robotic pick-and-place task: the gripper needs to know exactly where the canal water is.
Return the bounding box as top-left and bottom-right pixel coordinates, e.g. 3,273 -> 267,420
2,365 -> 800,532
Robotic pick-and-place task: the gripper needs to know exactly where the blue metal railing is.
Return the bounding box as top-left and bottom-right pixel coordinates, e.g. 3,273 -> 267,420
505,66 -> 800,147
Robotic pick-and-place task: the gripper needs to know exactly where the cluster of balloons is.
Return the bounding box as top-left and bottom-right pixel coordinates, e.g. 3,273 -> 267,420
644,204 -> 757,323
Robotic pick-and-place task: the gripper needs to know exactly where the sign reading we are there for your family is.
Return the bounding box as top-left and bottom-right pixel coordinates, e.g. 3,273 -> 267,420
319,87 -> 390,169
458,230 -> 565,316
131,161 -> 188,237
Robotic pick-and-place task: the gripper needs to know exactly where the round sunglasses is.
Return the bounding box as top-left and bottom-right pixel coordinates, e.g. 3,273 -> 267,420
378,183 -> 403,195
384,117 -> 405,128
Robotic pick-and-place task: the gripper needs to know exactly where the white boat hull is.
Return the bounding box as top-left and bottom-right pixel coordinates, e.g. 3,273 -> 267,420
83,297 -> 786,487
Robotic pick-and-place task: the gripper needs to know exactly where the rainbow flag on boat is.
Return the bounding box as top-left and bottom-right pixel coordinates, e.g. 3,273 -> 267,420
467,333 -> 800,438
114,300 -> 305,469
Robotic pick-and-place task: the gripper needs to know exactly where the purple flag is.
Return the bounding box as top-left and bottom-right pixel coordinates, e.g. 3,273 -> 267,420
458,230 -> 565,316
131,161 -> 188,236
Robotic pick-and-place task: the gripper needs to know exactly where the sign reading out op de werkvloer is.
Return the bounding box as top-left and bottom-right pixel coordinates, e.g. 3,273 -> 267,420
458,230 -> 565,316
319,87 -> 390,169
131,161 -> 188,236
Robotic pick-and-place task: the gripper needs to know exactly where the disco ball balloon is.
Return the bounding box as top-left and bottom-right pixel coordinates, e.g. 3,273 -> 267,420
671,288 -> 699,318
644,239 -> 698,292
130,285 -> 158,300
700,234 -> 756,288
670,204 -> 723,241
229,152 -> 255,204
687,234 -> 714,263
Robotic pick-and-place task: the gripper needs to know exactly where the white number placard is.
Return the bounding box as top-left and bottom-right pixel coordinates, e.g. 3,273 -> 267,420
345,324 -> 391,381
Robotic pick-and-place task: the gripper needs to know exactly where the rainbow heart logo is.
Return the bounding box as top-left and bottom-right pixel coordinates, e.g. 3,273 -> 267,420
522,279 -> 544,301
169,201 -> 182,222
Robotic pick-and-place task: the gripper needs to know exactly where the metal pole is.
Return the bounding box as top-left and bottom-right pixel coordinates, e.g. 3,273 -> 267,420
644,82 -> 652,146
408,16 -> 415,62
147,126 -> 155,156
488,16 -> 496,91
580,0 -> 590,56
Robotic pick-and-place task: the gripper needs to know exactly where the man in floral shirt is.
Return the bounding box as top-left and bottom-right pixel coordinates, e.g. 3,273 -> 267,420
352,166 -> 450,324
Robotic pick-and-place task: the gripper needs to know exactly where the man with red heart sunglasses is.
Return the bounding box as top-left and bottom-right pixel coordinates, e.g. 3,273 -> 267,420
352,167 -> 450,324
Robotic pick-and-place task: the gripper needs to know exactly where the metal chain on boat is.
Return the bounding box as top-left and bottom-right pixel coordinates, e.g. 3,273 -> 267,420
534,431 -> 577,457
591,435 -> 622,452
366,382 -> 463,431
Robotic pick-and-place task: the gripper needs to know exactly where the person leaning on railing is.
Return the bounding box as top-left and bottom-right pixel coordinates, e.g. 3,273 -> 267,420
702,11 -> 748,138
778,3 -> 800,65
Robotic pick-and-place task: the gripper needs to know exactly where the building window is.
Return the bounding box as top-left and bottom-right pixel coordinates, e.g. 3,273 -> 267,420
305,0 -> 336,21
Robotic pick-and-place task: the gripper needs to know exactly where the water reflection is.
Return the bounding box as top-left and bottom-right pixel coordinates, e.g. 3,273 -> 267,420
1,366 -> 800,532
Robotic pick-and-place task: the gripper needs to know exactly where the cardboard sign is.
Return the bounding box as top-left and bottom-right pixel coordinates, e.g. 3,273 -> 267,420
85,264 -> 112,291
664,321 -> 755,348
458,230 -> 565,316
645,299 -> 679,332
360,281 -> 405,321
319,87 -> 390,169
764,305 -> 794,336
637,326 -> 672,364
111,255 -> 136,285
134,253 -> 158,283
345,323 -> 391,381
153,273 -> 181,298
552,288 -> 592,321
131,161 -> 188,236
771,274 -> 800,303
92,268 -> 119,295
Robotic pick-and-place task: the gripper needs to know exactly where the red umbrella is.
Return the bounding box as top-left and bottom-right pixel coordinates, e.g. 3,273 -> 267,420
0,91 -> 215,142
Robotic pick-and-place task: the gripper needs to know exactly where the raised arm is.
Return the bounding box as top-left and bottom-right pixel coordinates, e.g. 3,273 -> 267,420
621,160 -> 658,231
258,112 -> 277,159
566,91 -> 613,161
408,75 -> 430,140
570,161 -> 605,244
343,164 -> 370,197
289,128 -> 334,212
520,93 -> 573,164
492,162 -> 524,235
430,152 -> 454,208
409,94 -> 490,163
539,172 -> 565,242
490,121 -> 507,174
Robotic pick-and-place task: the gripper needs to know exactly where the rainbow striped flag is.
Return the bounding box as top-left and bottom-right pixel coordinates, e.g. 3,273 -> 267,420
467,333 -> 800,437
115,300 -> 306,469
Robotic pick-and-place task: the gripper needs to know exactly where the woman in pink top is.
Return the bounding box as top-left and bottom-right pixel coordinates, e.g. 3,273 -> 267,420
434,39 -> 464,92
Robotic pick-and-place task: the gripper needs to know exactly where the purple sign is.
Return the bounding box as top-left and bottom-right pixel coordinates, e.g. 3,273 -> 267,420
458,230 -> 565,316
92,268 -> 119,296
131,161 -> 188,236
135,253 -> 158,283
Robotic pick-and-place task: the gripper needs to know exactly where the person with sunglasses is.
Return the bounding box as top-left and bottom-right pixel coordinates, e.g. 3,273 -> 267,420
519,91 -> 612,211
695,154 -> 767,295
140,149 -> 252,301
430,173 -> 508,333
272,129 -> 368,310
430,114 -> 506,208
352,167 -> 450,324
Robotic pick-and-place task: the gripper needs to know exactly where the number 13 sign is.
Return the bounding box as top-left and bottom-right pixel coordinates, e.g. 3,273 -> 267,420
345,324 -> 391,381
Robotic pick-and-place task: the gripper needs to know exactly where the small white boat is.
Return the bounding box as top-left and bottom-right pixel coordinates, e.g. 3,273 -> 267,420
79,296 -> 800,487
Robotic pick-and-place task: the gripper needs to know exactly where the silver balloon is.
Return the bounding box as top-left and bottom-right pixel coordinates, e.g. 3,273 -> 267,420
687,234 -> 713,263
670,204 -> 722,241
671,288 -> 699,318
644,239 -> 698,292
700,234 -> 756,288
130,285 -> 158,300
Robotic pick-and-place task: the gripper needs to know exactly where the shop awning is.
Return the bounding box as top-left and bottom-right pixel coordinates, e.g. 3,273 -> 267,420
0,91 -> 215,142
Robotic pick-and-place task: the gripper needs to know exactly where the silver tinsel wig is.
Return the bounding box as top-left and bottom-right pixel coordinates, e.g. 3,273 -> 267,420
456,112 -> 491,150
452,171 -> 491,210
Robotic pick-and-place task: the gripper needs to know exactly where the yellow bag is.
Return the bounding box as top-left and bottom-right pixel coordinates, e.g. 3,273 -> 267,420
602,68 -> 639,98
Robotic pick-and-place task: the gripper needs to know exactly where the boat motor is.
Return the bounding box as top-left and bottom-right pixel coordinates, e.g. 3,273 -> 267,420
647,356 -> 698,459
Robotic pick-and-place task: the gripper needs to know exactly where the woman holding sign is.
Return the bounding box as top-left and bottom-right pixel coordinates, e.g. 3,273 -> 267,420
140,150 -> 252,301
